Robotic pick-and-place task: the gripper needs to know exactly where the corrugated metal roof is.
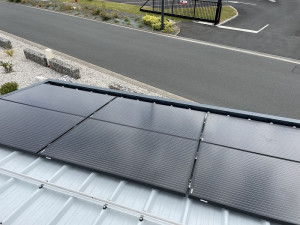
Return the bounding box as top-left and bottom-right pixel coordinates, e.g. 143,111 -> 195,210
0,145 -> 272,225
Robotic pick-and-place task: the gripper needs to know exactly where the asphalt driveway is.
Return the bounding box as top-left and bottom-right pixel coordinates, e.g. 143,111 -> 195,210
179,0 -> 300,59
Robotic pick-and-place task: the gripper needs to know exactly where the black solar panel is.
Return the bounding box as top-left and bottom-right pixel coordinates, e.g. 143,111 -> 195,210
41,119 -> 198,194
202,113 -> 300,162
0,100 -> 82,153
3,84 -> 115,116
92,98 -> 205,140
190,143 -> 300,225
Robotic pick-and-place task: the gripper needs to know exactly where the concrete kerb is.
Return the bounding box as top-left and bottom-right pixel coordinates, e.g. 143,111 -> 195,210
0,29 -> 190,102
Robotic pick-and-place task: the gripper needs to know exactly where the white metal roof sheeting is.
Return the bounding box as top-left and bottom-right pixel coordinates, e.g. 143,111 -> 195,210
0,145 -> 272,225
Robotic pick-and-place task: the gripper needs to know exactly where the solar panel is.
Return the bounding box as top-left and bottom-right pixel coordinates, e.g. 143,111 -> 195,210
41,119 -> 199,194
202,113 -> 300,162
0,100 -> 82,153
92,98 -> 205,140
3,84 -> 115,116
190,143 -> 300,225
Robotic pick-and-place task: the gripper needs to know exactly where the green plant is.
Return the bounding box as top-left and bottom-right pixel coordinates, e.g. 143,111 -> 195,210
100,11 -> 111,20
114,18 -> 119,23
15,0 -> 21,3
142,15 -> 173,31
162,26 -> 173,33
0,82 -> 18,95
124,16 -> 129,22
8,0 -> 14,2
91,8 -> 101,15
134,17 -> 140,22
138,23 -> 143,28
60,4 -> 73,11
5,49 -> 14,57
0,61 -> 13,73
112,12 -> 118,18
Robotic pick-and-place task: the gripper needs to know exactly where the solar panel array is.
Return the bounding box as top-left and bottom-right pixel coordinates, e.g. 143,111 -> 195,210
1,82 -> 300,224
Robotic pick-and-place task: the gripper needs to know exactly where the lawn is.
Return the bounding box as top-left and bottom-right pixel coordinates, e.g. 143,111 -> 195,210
53,0 -> 236,22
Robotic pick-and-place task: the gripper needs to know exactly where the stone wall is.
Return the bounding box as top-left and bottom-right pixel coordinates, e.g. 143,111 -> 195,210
0,37 -> 12,49
24,48 -> 48,67
49,58 -> 80,79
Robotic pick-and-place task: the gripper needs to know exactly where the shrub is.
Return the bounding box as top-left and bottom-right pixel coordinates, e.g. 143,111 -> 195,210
143,15 -> 159,26
142,15 -> 173,31
124,17 -> 129,22
101,11 -> 111,20
5,49 -> 14,57
8,0 -> 14,2
60,4 -> 73,11
0,61 -> 13,73
15,0 -> 21,3
0,82 -> 18,95
162,26 -> 173,33
114,18 -> 119,23
112,12 -> 118,18
138,23 -> 143,28
91,8 -> 101,15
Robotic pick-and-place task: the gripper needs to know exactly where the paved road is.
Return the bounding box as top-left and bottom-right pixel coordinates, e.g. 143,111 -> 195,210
1,1 -> 300,119
179,0 -> 300,59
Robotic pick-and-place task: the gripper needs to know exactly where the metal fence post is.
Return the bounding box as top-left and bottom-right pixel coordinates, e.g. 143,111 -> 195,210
161,0 -> 165,30
214,0 -> 222,25
193,0 -> 197,18
172,0 -> 175,14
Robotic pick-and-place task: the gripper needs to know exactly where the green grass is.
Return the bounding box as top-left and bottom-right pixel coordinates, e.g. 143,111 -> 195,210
220,6 -> 236,23
46,0 -> 236,23
53,0 -> 187,21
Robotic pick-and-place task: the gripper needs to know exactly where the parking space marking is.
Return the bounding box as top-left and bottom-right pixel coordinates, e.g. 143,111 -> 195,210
217,24 -> 269,33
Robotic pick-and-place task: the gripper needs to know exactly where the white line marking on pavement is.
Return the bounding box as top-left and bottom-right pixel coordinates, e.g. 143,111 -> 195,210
228,1 -> 256,5
217,24 -> 269,33
2,1 -> 299,65
193,21 -> 214,26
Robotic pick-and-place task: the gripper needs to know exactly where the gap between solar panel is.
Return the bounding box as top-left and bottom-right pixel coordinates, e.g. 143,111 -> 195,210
37,97 -> 117,155
185,111 -> 209,195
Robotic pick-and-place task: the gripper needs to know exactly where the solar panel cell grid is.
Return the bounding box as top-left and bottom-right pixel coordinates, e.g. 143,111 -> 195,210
4,84 -> 115,116
41,119 -> 199,194
203,113 -> 300,162
0,100 -> 83,153
92,97 -> 205,140
190,143 -> 300,225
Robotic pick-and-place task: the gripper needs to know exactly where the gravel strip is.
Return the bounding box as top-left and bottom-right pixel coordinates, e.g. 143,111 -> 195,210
0,31 -> 163,97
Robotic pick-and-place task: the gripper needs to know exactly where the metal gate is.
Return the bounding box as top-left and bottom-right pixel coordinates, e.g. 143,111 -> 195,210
140,0 -> 222,25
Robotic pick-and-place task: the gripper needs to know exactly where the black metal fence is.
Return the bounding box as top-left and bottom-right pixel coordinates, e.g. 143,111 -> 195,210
140,0 -> 222,25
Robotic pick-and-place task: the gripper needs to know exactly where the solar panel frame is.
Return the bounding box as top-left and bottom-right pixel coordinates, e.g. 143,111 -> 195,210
92,97 -> 205,140
3,84 -> 115,117
202,113 -> 300,162
40,119 -> 199,194
190,143 -> 300,225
